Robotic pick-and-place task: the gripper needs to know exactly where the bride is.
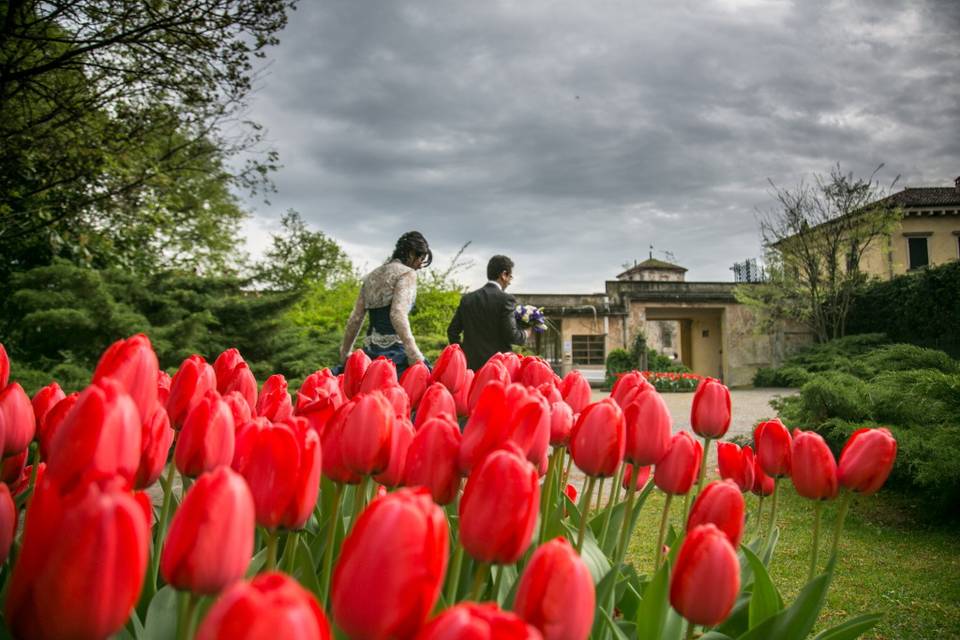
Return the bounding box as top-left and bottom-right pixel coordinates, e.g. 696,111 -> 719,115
338,231 -> 432,376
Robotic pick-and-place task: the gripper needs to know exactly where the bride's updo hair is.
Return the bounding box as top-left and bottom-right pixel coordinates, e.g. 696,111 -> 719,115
392,231 -> 432,268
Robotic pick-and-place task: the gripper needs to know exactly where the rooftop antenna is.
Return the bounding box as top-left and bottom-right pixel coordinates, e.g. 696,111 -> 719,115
649,244 -> 654,259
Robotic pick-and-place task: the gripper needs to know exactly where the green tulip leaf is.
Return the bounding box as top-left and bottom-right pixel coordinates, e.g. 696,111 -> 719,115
734,565 -> 834,640
600,607 -> 633,640
634,556 -> 671,640
741,544 -> 783,628
562,521 -> 611,584
493,564 -> 518,606
143,585 -> 179,640
700,633 -> 734,640
762,527 -> 780,567
293,536 -> 323,597
714,593 -> 752,637
811,613 -> 883,640
245,547 -> 268,578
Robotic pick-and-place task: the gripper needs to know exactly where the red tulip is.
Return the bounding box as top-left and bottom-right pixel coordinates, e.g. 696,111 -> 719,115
213,348 -> 246,393
751,452 -> 775,497
319,402 -> 362,485
670,524 -> 740,627
623,388 -> 672,466
460,446 -> 540,564
559,370 -> 591,414
415,603 -> 543,640
507,384 -> 550,466
564,483 -> 578,502
514,537 -> 595,640
622,463 -> 651,491
569,399 -> 625,478
134,405 -> 175,489
223,390 -> 254,426
493,351 -> 523,381
653,431 -> 702,495
166,355 -> 217,428
717,442 -> 755,492
610,371 -> 649,408
197,571 -> 332,640
536,381 -> 563,405
332,487 -> 449,640
686,480 -> 746,547
755,418 -> 792,477
11,462 -> 44,499
375,417 -> 415,488
298,369 -> 343,411
298,389 -> 341,437
161,467 -> 255,594
0,382 -> 34,455
690,378 -> 731,439
92,333 -> 160,422
37,392 -> 78,461
174,389 -> 235,478
400,361 -> 432,410
46,379 -> 141,491
31,382 -> 65,430
381,385 -> 413,421
0,483 -> 16,564
432,344 -> 468,394
791,431 -> 838,500
1,451 -> 25,484
468,360 -> 511,412
342,391 -> 395,476
414,382 -> 457,429
519,357 -> 557,389
257,374 -> 293,422
157,370 -> 172,406
361,356 -> 400,394
343,349 -> 371,399
223,362 -> 258,415
404,416 -> 463,505
458,381 -> 512,475
549,401 -> 574,446
838,428 -> 897,495
0,344 -> 8,389
453,369 -> 475,418
6,476 -> 150,640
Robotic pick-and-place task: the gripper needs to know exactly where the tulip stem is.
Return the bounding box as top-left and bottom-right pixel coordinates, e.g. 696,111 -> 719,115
576,477 -> 597,553
562,451 -> 574,490
351,476 -> 371,531
320,482 -> 345,607
599,464 -> 625,550
829,490 -> 854,562
540,447 -> 562,545
684,619 -> 696,640
468,562 -> 489,601
445,543 -> 465,603
808,501 -> 823,582
755,495 -> 765,540
265,529 -> 279,572
176,591 -> 200,640
282,531 -> 301,574
24,443 -> 40,505
691,436 -> 713,516
654,493 -> 674,570
492,564 -> 505,605
147,462 -> 178,599
765,478 -> 780,555
614,475 -> 638,565
595,477 -> 606,511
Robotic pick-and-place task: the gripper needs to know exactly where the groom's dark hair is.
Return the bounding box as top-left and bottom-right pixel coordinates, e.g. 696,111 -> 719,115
487,255 -> 514,280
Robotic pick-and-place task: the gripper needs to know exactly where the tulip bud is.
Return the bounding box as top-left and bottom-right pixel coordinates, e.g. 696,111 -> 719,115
360,356 -> 399,394
507,384 -> 550,466
37,392 -> 78,461
623,388 -> 672,466
332,488 -> 448,639
297,390 -> 340,436
161,467 -> 255,594
494,351 -> 523,381
791,431 -> 838,500
404,416 -> 462,505
690,378 -> 731,439
755,418 -> 792,477
686,480 -> 746,547
257,374 -> 293,422
536,381 -> 563,405
31,382 -> 65,430
751,451 -> 775,497
175,389 -> 235,478
46,379 -> 141,491
432,344 -> 468,394
343,350 -> 371,399
569,399 -> 626,478
622,463 -> 651,491
319,402 -> 362,485
468,360 -> 511,412
223,362 -> 258,415
559,370 -> 591,414
838,428 -> 897,496
414,382 -> 457,429
0,382 -> 34,456
653,431 -> 702,495
717,442 -> 755,492
399,361 -> 432,410
381,385 -> 412,421
93,333 -> 160,422
519,357 -> 556,389
197,572 -> 332,640
157,370 -> 172,406
134,405 -> 175,489
342,391 -> 395,476
460,446 -> 540,564
549,401 -> 574,446
610,371 -> 649,408
453,369 -> 475,418
415,603 -> 543,640
0,344 -> 8,389
374,417 -> 415,488
564,483 -> 578,502
6,476 -> 150,640
458,381 -> 512,475
223,390 -> 254,426
298,369 -> 343,409
0,483 -> 15,565
670,524 -> 740,627
213,348 -> 246,393
166,355 -> 217,428
514,537 -> 595,640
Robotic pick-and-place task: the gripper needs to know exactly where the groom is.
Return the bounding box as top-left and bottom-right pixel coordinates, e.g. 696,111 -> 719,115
447,255 -> 530,371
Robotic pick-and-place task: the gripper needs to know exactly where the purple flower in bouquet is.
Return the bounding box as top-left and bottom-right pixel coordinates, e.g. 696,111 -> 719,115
514,304 -> 548,333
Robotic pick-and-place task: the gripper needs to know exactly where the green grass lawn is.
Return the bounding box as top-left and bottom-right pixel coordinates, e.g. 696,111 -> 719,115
622,481 -> 960,639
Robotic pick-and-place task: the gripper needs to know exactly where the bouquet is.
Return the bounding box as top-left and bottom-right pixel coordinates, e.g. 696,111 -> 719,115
515,304 -> 548,333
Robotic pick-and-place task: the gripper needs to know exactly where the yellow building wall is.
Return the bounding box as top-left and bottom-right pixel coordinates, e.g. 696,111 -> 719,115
845,216 -> 960,280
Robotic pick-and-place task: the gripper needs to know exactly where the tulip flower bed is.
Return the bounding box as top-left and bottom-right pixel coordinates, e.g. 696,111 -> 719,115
0,337 -> 899,640
640,371 -> 703,393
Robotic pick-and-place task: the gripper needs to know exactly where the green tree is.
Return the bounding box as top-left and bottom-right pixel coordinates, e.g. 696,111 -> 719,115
257,210 -> 354,291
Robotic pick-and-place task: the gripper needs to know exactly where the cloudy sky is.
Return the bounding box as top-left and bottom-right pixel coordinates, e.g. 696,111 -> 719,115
240,0 -> 960,293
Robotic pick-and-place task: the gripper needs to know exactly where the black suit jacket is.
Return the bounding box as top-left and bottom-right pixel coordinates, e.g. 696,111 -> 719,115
447,283 -> 527,371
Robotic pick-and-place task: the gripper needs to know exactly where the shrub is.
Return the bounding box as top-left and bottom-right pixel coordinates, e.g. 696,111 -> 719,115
605,348 -> 636,387
798,372 -> 871,422
753,365 -> 812,388
858,343 -> 959,375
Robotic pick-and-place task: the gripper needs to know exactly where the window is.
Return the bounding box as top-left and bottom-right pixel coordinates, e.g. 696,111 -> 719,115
571,335 -> 605,365
847,240 -> 860,272
907,237 -> 929,270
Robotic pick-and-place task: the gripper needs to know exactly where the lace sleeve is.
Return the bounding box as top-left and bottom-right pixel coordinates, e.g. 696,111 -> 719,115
339,285 -> 366,362
390,270 -> 424,363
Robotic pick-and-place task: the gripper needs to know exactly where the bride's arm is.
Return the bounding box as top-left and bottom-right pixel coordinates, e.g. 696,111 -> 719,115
390,270 -> 425,364
340,285 -> 367,362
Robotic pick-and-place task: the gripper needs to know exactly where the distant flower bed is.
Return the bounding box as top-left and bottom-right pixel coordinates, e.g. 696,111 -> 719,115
641,370 -> 703,392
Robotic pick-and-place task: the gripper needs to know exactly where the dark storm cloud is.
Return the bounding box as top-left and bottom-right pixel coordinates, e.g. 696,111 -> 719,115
242,0 -> 960,292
